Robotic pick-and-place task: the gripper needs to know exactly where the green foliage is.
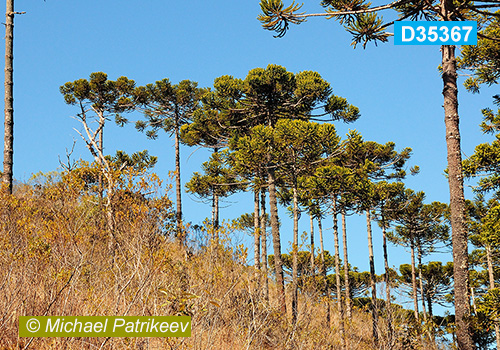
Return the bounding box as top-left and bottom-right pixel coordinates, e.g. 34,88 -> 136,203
185,150 -> 245,200
325,95 -> 360,122
259,0 -> 499,49
233,119 -> 342,209
280,250 -> 336,276
258,0 -> 305,38
233,212 -> 271,233
59,72 -> 138,185
268,251 -> 382,298
471,288 -> 500,348
181,75 -> 246,148
60,72 -> 136,118
180,108 -> 224,148
340,130 -> 412,181
459,15 -> 500,92
387,189 -> 449,253
399,261 -> 454,308
321,0 -> 370,24
105,150 -> 157,172
477,288 -> 500,325
135,79 -> 205,139
274,119 -> 339,175
346,13 -> 390,49
463,97 -> 500,194
231,124 -> 273,182
207,64 -> 359,133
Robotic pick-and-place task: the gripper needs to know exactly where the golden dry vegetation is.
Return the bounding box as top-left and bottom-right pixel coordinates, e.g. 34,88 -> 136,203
0,167 -> 436,350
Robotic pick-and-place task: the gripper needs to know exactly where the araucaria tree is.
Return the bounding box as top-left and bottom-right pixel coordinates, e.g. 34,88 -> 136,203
347,136 -> 412,347
262,119 -> 340,323
387,189 -> 449,326
258,1 -> 500,347
135,79 -> 205,241
203,64 -> 359,315
463,99 -> 500,349
60,72 -> 136,240
185,149 -> 244,238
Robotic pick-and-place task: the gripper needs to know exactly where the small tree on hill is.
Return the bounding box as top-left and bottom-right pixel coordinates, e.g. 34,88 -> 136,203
135,79 -> 205,241
60,72 -> 136,238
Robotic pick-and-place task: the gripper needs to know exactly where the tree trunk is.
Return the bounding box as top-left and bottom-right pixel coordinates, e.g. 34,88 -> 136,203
310,212 -> 315,274
486,245 -> 500,350
341,210 -> 352,321
2,0 -> 14,194
260,188 -> 269,302
427,292 -> 433,319
332,200 -> 347,350
268,167 -> 286,315
98,117 -> 104,201
440,7 -> 473,342
105,176 -> 115,246
291,182 -> 299,324
214,192 -> 219,236
254,189 -> 261,270
318,215 -> 330,325
470,288 -> 477,318
174,118 -> 183,241
417,246 -> 428,322
486,245 -> 495,291
100,165 -> 116,254
366,210 -> 379,346
210,188 -> 219,241
418,245 -> 436,348
381,209 -> 393,349
410,241 -> 419,321
266,118 -> 286,314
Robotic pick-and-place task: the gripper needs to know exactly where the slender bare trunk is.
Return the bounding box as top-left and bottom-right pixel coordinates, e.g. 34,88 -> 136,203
332,201 -> 346,350
2,0 -> 14,193
105,178 -> 115,242
210,188 -> 219,241
101,166 -> 115,255
418,245 -> 435,348
211,188 -> 215,238
266,118 -> 286,314
366,210 -> 379,346
417,246 -> 428,322
427,292 -> 433,319
486,246 -> 495,291
268,167 -> 286,315
291,182 -> 299,324
318,216 -> 330,325
341,210 -> 352,321
254,189 -> 261,270
441,21 -> 473,346
260,188 -> 269,302
410,241 -> 419,321
174,118 -> 183,241
98,118 -> 104,201
96,112 -> 106,232
470,286 -> 477,314
310,213 -> 315,274
381,209 -> 393,349
214,192 -> 219,238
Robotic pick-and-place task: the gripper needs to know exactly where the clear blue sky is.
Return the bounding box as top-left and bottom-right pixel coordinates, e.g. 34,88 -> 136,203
3,0 -> 497,310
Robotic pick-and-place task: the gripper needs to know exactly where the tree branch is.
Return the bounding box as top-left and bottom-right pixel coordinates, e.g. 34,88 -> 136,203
295,0 -> 407,19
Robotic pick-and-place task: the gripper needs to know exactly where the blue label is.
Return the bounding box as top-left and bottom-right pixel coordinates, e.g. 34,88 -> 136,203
394,21 -> 477,45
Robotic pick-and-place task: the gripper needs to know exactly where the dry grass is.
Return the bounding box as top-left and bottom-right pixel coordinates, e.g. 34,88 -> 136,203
0,172 -> 429,350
